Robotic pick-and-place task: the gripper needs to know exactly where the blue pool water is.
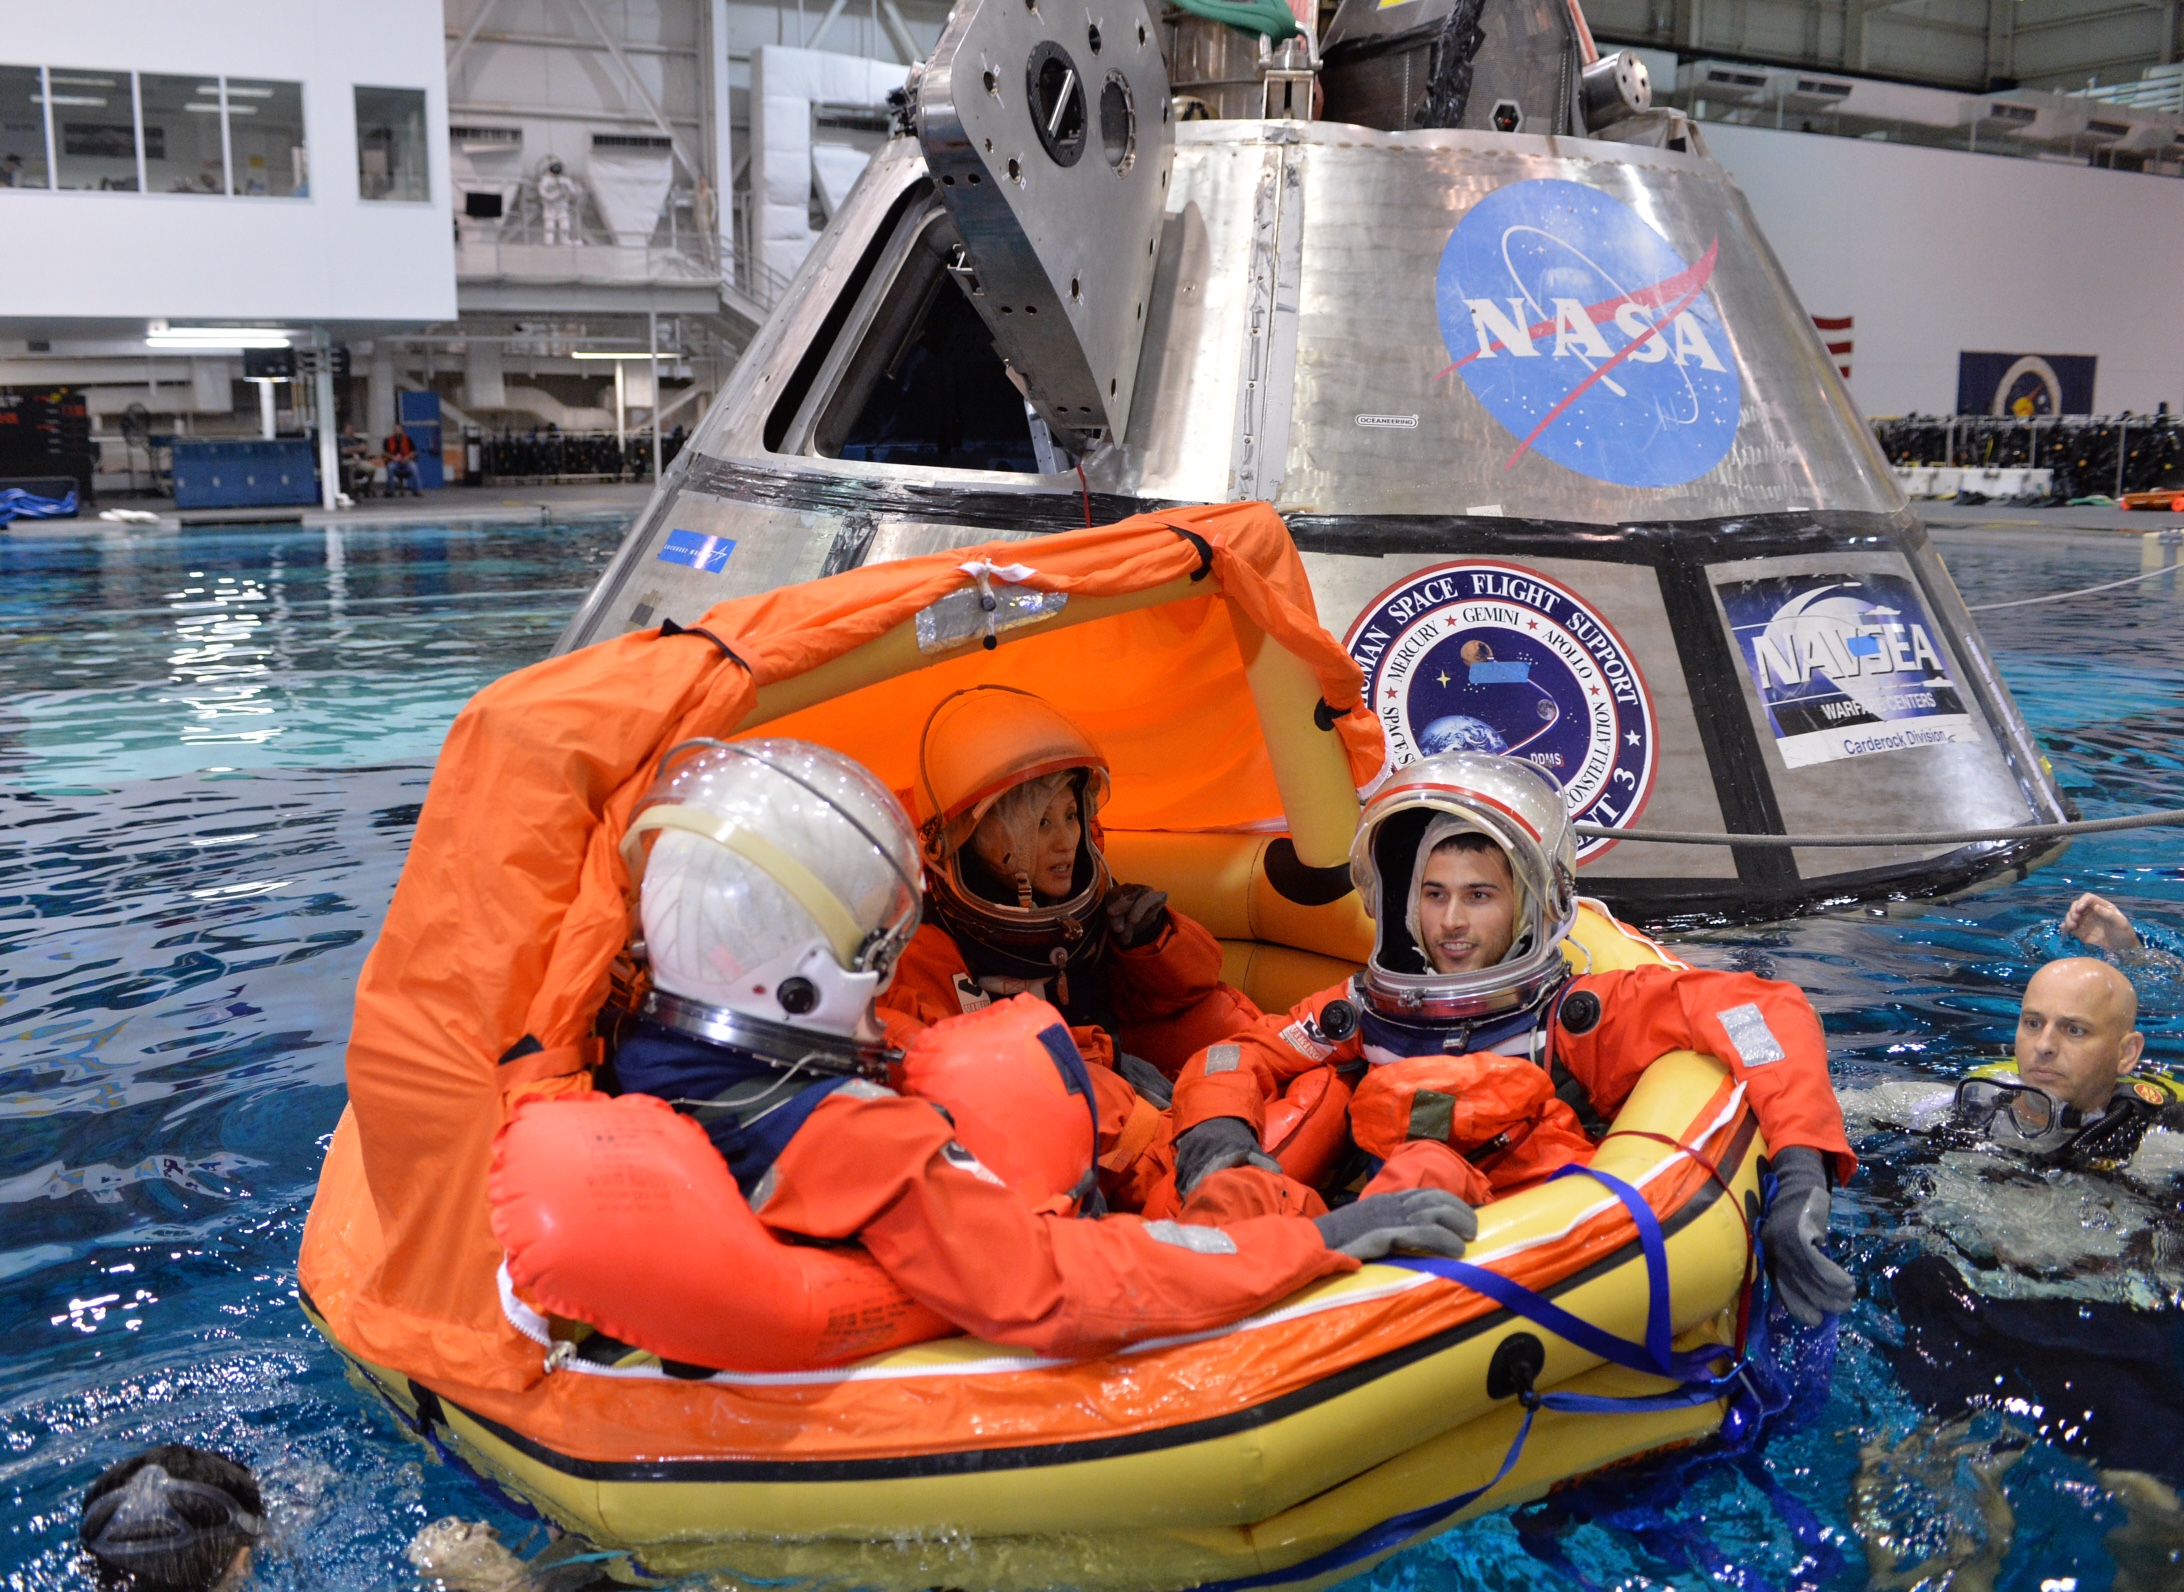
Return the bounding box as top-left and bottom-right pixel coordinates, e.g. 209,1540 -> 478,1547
3,517 -> 2180,1591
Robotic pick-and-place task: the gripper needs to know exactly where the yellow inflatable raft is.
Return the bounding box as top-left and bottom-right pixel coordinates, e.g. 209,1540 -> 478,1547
298,504 -> 1768,1591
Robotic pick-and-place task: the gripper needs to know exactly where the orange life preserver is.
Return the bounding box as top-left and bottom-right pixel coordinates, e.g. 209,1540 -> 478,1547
896,994 -> 1100,1213
1348,1052 -> 1594,1194
1259,1065 -> 1353,1188
490,1091 -> 954,1372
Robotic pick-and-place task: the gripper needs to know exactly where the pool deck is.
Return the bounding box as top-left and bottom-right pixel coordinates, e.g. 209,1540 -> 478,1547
1920,500 -> 2184,537
12,482 -> 656,533
15,485 -> 2183,540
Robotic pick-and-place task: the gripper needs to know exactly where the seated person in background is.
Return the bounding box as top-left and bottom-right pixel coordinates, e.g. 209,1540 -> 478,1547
383,427 -> 422,496
885,685 -> 1261,1086
605,737 -> 1474,1357
1163,751 -> 1860,1326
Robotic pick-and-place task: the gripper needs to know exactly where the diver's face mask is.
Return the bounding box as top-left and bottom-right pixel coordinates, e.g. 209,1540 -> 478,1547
1951,1076 -> 2095,1157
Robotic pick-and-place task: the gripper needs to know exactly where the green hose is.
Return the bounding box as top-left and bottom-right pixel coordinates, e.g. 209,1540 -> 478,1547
1168,0 -> 1304,44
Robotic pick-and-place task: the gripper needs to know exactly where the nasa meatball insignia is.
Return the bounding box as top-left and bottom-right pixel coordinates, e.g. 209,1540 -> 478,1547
1715,571 -> 1979,769
1344,560 -> 1656,860
1436,178 -> 1741,489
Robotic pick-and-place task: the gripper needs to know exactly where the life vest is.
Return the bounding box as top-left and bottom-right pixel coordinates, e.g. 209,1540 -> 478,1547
1347,1050 -> 1596,1190
896,994 -> 1100,1214
1260,1066 -> 1353,1187
490,1090 -> 954,1373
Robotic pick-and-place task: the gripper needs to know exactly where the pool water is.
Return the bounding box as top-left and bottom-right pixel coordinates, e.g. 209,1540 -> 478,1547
3,518 -> 2180,1592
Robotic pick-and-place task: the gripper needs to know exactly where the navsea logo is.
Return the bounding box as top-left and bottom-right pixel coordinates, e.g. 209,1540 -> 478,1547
1436,178 -> 1740,488
1345,560 -> 1656,859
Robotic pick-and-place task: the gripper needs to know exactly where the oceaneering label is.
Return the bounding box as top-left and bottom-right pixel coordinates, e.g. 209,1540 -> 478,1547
1345,559 -> 1656,860
1716,571 -> 1979,768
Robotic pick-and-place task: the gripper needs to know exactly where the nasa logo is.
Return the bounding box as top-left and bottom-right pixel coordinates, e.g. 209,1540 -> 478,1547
1435,178 -> 1741,489
1345,559 -> 1655,859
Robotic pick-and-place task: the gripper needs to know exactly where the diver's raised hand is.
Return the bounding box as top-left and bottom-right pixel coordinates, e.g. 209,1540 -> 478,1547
1173,1116 -> 1279,1195
1314,1190 -> 1478,1261
1104,884 -> 1171,949
2062,892 -> 2141,954
1761,1145 -> 1856,1326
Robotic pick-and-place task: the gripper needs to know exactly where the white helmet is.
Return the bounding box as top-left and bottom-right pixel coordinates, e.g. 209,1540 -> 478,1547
621,739 -> 921,1068
1352,751 -> 1577,1024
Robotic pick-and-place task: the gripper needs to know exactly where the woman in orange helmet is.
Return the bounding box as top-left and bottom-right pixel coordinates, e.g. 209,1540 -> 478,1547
887,686 -> 1262,1079
879,687 -> 1277,1211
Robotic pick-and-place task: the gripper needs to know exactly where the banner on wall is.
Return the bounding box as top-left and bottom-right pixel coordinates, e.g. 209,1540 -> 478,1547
1717,572 -> 1978,769
1956,352 -> 2096,417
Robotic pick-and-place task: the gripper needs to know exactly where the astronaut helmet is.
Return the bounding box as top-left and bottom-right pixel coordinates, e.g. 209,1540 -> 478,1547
545,157 -> 565,176
914,686 -> 1114,985
623,738 -> 921,1067
1351,751 -> 1578,1024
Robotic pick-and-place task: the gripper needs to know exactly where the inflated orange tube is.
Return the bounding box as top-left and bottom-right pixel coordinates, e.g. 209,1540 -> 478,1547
1260,1066 -> 1354,1188
897,995 -> 1100,1213
489,1092 -> 954,1371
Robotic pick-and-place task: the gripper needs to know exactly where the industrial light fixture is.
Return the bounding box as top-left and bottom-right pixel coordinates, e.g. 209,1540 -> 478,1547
570,349 -> 654,359
145,324 -> 296,350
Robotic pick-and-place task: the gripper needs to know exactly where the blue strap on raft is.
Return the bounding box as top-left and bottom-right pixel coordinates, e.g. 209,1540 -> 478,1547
1191,1162 -> 1771,1592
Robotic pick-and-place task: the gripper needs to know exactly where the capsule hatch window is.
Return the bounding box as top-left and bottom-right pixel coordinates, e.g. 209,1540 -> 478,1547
762,182 -> 1056,476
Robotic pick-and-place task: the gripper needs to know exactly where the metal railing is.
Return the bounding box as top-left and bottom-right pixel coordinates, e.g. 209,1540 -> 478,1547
1872,413 -> 2184,502
478,429 -> 689,485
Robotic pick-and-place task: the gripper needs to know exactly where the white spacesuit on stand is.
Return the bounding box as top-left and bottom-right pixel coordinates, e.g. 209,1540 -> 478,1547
537,157 -> 580,247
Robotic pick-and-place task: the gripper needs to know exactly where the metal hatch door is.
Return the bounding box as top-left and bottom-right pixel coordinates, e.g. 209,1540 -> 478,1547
915,0 -> 1173,449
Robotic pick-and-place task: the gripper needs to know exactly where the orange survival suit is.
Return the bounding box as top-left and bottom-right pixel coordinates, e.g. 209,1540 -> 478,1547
1169,944 -> 1857,1209
608,737 -> 1349,1359
884,684 -> 1260,1080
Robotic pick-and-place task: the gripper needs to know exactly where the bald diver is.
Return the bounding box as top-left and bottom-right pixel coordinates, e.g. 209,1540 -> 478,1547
1841,956 -> 2184,1490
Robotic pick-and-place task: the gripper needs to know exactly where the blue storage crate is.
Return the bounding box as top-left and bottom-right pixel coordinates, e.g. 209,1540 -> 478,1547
170,439 -> 319,510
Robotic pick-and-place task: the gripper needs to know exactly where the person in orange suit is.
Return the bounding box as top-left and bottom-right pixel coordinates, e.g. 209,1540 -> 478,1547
1162,751 -> 1860,1326
884,685 -> 1262,1083
880,685 -> 1296,1213
603,736 -> 1476,1360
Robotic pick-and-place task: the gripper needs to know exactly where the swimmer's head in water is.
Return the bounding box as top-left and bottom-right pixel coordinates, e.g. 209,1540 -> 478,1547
80,1446 -> 261,1592
2015,957 -> 2144,1116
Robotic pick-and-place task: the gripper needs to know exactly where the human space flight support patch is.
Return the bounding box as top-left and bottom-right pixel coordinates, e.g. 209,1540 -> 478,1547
1345,560 -> 1656,860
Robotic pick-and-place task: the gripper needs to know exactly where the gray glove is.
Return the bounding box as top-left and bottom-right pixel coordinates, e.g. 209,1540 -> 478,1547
1314,1190 -> 1479,1261
1760,1145 -> 1856,1326
1173,1116 -> 1279,1196
1117,1052 -> 1173,1109
1105,884 -> 1172,949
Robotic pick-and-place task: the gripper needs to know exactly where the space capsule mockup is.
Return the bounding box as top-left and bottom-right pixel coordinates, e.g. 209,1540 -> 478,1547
555,0 -> 2063,922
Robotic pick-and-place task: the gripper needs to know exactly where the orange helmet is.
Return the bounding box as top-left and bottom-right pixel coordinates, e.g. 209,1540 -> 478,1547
915,687 -> 1114,983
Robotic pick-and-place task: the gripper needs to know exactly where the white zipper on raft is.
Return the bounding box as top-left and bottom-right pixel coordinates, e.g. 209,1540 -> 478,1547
505,1082 -> 1749,1387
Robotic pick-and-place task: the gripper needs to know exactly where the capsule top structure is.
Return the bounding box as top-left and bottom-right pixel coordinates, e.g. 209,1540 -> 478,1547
558,0 -> 2062,923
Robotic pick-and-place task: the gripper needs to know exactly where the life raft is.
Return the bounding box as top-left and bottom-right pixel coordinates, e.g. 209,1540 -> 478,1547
297,502 -> 1766,1592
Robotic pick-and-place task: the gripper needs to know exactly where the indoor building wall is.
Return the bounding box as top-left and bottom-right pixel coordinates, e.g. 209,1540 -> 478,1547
1587,0 -> 2183,92
1709,119 -> 2184,416
0,0 -> 454,325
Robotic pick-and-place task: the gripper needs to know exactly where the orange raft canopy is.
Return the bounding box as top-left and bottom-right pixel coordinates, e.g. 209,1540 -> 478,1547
298,502 -> 1767,1592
